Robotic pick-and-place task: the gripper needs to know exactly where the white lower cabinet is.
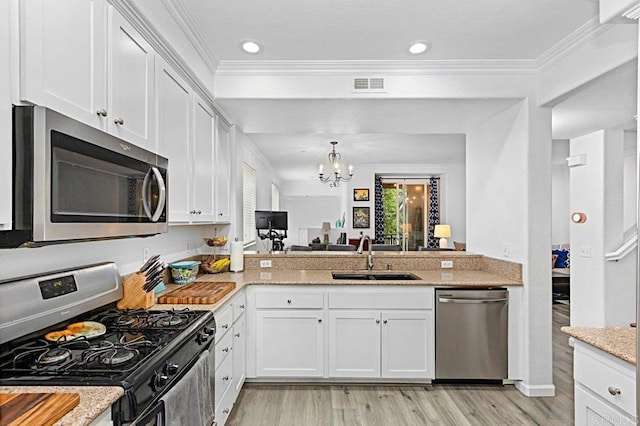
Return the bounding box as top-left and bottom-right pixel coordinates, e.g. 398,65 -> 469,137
213,289 -> 246,426
328,310 -> 432,379
255,310 -> 325,377
248,286 -> 434,381
572,340 -> 636,425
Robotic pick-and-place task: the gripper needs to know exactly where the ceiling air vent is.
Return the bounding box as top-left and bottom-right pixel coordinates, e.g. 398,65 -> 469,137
351,76 -> 387,93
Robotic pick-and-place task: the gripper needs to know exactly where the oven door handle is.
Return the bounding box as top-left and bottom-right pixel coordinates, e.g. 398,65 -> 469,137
142,167 -> 166,223
131,400 -> 164,426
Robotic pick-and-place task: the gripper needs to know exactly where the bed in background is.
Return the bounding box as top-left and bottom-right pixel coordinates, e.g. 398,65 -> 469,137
552,244 -> 570,300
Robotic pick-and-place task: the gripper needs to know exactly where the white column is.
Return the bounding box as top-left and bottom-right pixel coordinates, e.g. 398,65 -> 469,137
569,130 -> 633,326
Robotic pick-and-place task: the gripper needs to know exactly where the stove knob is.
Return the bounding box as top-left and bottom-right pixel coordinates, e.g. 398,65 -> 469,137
204,326 -> 215,335
154,372 -> 169,390
165,363 -> 179,376
196,332 -> 209,345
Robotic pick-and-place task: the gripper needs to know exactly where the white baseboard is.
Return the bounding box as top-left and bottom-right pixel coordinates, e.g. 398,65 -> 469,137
515,381 -> 556,397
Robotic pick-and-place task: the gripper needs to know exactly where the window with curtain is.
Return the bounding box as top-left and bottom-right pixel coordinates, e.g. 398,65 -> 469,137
271,183 -> 280,211
243,163 -> 257,244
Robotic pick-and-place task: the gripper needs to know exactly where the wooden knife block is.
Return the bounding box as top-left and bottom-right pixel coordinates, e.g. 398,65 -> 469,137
117,272 -> 155,310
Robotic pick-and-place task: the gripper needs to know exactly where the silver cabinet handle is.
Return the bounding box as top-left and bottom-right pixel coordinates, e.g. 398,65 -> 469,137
222,347 -> 229,352
608,386 -> 621,396
287,299 -> 292,304
376,319 -> 380,324
190,210 -> 196,214
197,210 -> 202,214
221,323 -> 229,329
240,304 -> 245,309
235,332 -> 240,337
222,408 -> 230,414
222,375 -> 229,381
114,117 -> 124,125
383,319 -> 388,324
318,318 -> 322,323
96,109 -> 108,117
438,297 -> 508,304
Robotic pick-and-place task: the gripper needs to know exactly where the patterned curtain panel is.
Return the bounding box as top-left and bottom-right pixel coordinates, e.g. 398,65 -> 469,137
374,175 -> 385,244
427,176 -> 440,248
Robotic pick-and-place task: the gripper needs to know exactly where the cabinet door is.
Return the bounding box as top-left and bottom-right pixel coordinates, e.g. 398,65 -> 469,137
256,310 -> 324,377
381,311 -> 433,379
156,59 -> 191,223
0,0 -> 12,229
214,120 -> 231,223
329,311 -> 381,378
232,315 -> 246,399
575,384 -> 636,425
192,97 -> 215,223
20,0 -> 107,129
108,8 -> 154,150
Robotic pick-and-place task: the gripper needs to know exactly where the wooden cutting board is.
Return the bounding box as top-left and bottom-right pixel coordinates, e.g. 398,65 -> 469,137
0,393 -> 80,426
157,281 -> 236,304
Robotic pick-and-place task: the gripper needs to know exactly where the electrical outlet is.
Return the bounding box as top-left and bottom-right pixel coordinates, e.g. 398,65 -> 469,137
580,245 -> 592,258
185,241 -> 190,253
260,260 -> 272,268
441,260 -> 453,269
503,243 -> 510,257
143,247 -> 150,263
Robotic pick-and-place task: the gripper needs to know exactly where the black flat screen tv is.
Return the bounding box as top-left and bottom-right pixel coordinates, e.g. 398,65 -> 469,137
255,210 -> 288,231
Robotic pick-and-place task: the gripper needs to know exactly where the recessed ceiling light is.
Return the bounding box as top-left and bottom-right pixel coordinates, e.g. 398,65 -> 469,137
241,40 -> 262,54
407,41 -> 431,55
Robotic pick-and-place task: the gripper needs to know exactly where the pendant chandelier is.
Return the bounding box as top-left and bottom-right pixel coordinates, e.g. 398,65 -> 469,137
318,141 -> 353,187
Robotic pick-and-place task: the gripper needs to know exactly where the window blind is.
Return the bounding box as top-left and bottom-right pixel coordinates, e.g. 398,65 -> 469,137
243,163 -> 257,244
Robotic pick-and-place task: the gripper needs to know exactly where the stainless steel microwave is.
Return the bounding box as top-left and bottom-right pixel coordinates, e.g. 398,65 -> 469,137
1,106 -> 168,248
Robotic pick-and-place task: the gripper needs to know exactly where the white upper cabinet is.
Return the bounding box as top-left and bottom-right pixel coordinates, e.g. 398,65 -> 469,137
20,1 -> 155,150
156,59 -> 192,223
0,0 -> 12,229
107,8 -> 155,151
215,121 -> 231,223
20,0 -> 107,129
192,97 -> 216,223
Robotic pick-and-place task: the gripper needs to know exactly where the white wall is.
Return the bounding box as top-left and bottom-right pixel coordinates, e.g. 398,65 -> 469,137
467,97 -> 554,396
570,129 -> 635,327
0,225 -> 216,281
623,130 -> 637,232
235,132 -> 281,251
552,140 -> 570,245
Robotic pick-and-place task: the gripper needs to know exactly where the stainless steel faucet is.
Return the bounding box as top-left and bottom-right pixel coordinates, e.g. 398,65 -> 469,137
357,234 -> 374,271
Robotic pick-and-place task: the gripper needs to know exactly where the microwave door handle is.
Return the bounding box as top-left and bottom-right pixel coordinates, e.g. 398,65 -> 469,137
141,167 -> 166,222
150,167 -> 166,222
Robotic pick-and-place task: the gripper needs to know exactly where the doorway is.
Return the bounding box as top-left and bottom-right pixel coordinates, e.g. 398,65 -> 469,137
381,179 -> 430,251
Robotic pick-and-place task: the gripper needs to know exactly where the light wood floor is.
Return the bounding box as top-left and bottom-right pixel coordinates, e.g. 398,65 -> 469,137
228,303 -> 574,425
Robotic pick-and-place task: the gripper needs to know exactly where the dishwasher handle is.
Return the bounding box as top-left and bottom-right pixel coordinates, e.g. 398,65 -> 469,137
438,297 -> 508,304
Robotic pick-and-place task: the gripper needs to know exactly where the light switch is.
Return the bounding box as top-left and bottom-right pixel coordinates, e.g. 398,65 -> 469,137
580,245 -> 591,258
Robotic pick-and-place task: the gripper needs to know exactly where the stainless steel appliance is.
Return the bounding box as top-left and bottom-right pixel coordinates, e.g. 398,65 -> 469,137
435,288 -> 508,381
0,263 -> 215,425
1,106 -> 168,248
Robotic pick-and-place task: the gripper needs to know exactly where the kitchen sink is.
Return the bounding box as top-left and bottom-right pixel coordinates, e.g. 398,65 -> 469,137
331,272 -> 421,281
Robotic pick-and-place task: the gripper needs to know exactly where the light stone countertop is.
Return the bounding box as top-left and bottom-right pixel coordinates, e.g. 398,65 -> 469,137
153,268 -> 522,313
0,385 -> 123,425
561,326 -> 637,365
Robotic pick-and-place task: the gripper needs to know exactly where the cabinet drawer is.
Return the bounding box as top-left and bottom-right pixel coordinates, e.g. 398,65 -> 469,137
215,305 -> 233,341
574,344 -> 636,416
255,291 -> 324,309
575,384 -> 637,425
214,328 -> 233,371
215,376 -> 236,426
232,291 -> 246,322
215,351 -> 233,412
329,291 -> 433,309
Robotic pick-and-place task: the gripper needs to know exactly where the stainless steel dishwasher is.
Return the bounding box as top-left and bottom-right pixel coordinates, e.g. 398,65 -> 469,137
435,288 -> 508,381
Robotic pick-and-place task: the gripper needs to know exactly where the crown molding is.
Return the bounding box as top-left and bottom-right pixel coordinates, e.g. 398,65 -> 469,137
536,16 -> 612,70
623,3 -> 640,19
110,0 -> 232,126
161,0 -> 220,72
215,59 -> 538,76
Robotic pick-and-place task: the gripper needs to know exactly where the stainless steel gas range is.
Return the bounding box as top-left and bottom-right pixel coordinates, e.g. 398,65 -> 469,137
0,262 -> 216,425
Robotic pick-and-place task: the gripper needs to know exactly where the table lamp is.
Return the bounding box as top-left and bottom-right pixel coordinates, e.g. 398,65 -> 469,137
434,224 -> 451,249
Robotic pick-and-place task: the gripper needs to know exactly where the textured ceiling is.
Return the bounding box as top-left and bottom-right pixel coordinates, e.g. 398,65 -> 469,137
552,61 -> 638,139
180,0 -> 598,61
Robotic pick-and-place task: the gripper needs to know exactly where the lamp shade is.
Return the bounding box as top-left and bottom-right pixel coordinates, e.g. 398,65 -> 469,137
434,224 -> 451,238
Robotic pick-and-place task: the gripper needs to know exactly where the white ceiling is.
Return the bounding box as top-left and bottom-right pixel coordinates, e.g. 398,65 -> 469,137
180,0 -> 597,61
217,98 -> 519,181
552,61 -> 638,140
